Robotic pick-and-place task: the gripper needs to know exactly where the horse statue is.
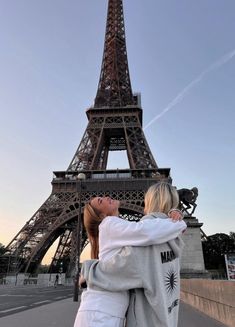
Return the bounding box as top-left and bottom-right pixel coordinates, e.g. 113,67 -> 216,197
177,187 -> 198,216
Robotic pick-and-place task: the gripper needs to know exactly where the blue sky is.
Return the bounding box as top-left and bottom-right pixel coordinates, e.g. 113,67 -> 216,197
0,0 -> 235,253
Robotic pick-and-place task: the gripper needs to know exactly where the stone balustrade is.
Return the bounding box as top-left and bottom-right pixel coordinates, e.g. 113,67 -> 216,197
181,279 -> 235,327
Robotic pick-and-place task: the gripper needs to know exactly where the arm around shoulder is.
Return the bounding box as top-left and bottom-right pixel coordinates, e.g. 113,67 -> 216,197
82,248 -> 143,291
101,216 -> 187,249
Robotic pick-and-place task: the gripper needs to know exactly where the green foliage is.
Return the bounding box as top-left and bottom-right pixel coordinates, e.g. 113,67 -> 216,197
0,243 -> 6,255
202,233 -> 235,270
37,264 -> 49,274
229,232 -> 235,241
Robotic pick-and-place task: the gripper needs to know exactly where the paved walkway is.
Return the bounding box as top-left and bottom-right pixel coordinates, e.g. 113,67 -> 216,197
0,298 -> 78,327
0,297 -> 227,327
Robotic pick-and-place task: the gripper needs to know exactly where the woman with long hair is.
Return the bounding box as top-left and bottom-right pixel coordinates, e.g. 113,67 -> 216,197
74,182 -> 186,327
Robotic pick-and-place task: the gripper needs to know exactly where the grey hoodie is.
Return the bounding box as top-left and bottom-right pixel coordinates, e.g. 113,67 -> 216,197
82,213 -> 185,327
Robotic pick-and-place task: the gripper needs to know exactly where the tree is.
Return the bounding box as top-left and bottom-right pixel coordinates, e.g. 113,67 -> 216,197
229,232 -> 235,242
37,264 -> 50,274
202,233 -> 235,270
0,243 -> 6,255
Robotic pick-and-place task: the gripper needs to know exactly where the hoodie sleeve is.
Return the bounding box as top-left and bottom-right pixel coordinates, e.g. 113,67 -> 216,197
167,236 -> 185,258
100,216 -> 187,251
82,247 -> 143,291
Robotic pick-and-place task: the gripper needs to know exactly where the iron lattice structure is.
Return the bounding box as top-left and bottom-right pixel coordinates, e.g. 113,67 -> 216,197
95,0 -> 134,108
0,0 -> 171,277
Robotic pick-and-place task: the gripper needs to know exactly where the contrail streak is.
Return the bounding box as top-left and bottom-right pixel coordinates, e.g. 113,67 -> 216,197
143,48 -> 235,130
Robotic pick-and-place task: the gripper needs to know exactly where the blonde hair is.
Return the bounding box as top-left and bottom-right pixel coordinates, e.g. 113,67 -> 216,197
144,182 -> 179,215
83,201 -> 103,259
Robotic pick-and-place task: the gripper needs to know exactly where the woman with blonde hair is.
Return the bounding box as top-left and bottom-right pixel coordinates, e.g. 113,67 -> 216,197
74,182 -> 186,327
144,181 -> 179,213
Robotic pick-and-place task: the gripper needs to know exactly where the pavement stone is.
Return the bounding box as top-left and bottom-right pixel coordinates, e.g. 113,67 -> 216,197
0,298 -> 79,327
0,297 -> 228,327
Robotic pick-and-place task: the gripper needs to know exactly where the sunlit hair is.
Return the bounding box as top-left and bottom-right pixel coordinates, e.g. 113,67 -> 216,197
144,182 -> 179,215
83,201 -> 103,259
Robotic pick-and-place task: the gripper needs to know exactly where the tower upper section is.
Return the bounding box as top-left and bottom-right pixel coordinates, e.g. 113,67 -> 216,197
94,0 -> 135,108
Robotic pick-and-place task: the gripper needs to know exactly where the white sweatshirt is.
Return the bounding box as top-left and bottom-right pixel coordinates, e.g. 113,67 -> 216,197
79,214 -> 186,318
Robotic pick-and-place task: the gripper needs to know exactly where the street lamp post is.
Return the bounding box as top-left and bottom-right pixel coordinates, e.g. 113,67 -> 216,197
73,172 -> 86,302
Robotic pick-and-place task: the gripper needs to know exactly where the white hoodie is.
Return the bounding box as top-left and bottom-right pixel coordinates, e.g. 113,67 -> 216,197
79,214 -> 186,319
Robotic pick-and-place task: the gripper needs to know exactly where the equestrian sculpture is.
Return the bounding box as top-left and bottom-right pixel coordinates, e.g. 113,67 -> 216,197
177,187 -> 198,216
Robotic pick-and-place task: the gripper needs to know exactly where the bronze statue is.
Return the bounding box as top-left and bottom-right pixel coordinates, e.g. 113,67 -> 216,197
177,187 -> 198,216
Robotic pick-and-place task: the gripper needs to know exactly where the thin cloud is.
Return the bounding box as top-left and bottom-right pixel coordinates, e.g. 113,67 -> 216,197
144,48 -> 235,130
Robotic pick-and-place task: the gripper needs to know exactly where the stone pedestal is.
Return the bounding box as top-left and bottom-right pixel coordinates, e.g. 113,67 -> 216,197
180,216 -> 210,278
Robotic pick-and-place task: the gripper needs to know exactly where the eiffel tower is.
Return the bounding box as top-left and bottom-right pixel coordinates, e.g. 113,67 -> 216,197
1,0 -> 206,278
